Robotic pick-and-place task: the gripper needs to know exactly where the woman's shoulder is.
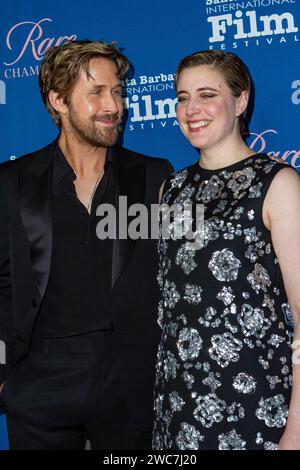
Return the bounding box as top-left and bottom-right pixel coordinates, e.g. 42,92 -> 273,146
253,153 -> 293,170
248,153 -> 298,182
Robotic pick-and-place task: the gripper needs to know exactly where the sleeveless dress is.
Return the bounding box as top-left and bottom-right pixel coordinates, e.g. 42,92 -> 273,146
153,154 -> 294,450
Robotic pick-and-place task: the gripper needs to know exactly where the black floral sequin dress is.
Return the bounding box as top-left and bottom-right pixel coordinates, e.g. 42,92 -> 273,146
153,154 -> 294,450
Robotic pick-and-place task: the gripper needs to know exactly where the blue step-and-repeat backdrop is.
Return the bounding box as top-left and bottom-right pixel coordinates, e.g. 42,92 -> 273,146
0,0 -> 299,450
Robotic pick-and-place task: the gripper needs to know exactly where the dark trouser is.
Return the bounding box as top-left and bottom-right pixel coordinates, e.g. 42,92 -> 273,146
2,330 -> 150,450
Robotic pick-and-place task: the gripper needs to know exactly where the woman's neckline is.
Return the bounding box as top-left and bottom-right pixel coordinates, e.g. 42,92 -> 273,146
193,153 -> 264,173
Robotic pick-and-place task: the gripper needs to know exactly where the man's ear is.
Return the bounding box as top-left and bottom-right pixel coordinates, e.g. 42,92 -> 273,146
236,90 -> 249,118
48,90 -> 68,116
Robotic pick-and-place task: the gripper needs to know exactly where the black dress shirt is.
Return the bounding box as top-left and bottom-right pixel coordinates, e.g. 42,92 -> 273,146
32,144 -> 115,338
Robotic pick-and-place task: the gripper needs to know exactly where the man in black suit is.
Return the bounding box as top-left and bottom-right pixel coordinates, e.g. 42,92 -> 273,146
0,40 -> 173,449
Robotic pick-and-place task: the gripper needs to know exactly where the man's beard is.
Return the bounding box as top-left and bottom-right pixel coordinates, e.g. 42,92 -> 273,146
68,105 -> 121,148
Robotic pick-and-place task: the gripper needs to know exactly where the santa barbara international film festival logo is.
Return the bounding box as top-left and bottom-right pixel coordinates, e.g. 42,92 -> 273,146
205,0 -> 299,50
122,72 -> 178,134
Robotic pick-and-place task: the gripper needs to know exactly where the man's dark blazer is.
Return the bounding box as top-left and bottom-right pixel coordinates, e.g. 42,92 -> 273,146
0,139 -> 173,431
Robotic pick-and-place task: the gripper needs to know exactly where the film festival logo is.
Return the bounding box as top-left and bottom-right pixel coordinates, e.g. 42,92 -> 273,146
122,73 -> 178,134
205,0 -> 299,50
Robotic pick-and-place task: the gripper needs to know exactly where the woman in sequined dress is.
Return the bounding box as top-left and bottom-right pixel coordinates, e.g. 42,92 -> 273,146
153,50 -> 300,450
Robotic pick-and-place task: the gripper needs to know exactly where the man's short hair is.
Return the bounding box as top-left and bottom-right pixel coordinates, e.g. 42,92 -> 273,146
39,39 -> 129,128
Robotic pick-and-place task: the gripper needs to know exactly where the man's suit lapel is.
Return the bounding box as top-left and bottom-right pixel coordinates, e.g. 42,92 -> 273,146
111,147 -> 145,289
19,143 -> 54,300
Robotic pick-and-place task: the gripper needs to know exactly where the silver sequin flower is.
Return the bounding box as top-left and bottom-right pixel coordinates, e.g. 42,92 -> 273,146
255,394 -> 288,427
169,391 -> 185,412
168,169 -> 188,190
266,375 -> 282,390
264,441 -> 279,450
183,284 -> 203,305
247,263 -> 271,293
237,304 -> 271,338
232,372 -> 257,394
202,372 -> 222,391
212,199 -> 228,215
263,161 -> 276,174
208,249 -> 241,282
247,210 -> 255,220
203,217 -> 223,246
245,242 -> 266,263
218,429 -> 246,450
217,286 -> 235,306
174,184 -> 195,205
177,328 -> 202,361
267,334 -> 285,348
175,245 -> 197,275
193,393 -> 226,428
175,422 -> 204,450
163,280 -> 180,309
227,167 -> 256,198
231,206 -> 244,220
154,393 -> 164,418
198,307 -> 220,328
209,332 -> 243,367
182,370 -> 195,389
164,350 -> 180,380
244,227 -> 260,244
161,170 -> 188,205
157,300 -> 164,328
157,258 -> 171,288
196,175 -> 225,204
227,402 -> 245,422
248,182 -> 263,198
